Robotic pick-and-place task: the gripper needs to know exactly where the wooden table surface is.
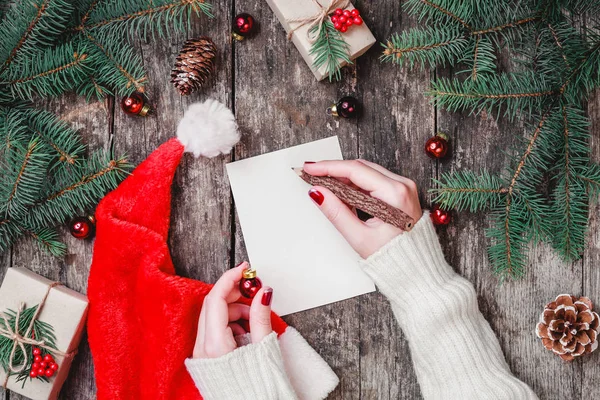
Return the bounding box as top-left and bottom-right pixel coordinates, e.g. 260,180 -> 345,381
2,1 -> 599,399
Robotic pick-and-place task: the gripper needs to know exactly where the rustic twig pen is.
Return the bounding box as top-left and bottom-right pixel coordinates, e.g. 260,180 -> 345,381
294,168 -> 415,231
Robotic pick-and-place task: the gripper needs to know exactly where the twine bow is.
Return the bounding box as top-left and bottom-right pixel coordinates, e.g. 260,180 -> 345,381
286,0 -> 350,43
0,282 -> 72,388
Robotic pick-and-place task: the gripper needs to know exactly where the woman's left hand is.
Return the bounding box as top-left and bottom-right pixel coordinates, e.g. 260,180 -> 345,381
192,262 -> 274,359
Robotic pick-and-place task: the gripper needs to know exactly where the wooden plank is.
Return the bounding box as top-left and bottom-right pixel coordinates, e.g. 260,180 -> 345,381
582,88 -> 600,398
232,2 -> 361,399
354,1 -> 433,398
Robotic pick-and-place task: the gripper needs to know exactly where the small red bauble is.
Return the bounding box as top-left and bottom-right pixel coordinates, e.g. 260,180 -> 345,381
232,13 -> 256,41
33,347 -> 41,356
430,205 -> 451,225
121,92 -> 151,117
425,132 -> 450,159
239,267 -> 262,299
328,96 -> 361,119
330,8 -> 362,32
69,216 -> 96,239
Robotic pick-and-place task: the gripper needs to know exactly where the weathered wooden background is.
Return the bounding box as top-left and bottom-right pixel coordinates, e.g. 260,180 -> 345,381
2,1 -> 599,399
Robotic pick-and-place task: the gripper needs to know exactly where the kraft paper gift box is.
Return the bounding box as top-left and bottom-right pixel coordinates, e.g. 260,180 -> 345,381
265,0 -> 376,80
0,267 -> 88,400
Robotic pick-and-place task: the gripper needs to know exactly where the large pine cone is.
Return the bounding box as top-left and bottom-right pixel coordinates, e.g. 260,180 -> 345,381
536,294 -> 599,361
171,37 -> 217,96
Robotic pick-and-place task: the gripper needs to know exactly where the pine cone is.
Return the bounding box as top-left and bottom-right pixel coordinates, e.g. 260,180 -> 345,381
171,37 -> 217,96
536,294 -> 599,361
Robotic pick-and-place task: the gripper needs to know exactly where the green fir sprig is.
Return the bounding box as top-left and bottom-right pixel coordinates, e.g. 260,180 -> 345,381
310,20 -> 351,81
0,0 -> 213,255
383,0 -> 600,279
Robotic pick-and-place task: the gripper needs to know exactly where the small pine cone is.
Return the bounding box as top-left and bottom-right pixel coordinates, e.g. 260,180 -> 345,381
171,37 -> 217,96
536,294 -> 599,361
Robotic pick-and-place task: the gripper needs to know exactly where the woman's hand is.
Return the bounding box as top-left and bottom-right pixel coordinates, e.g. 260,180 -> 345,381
303,160 -> 422,258
192,262 -> 274,359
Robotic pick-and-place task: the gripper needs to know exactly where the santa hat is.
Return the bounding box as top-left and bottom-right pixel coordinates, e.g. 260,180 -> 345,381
87,99 -> 339,400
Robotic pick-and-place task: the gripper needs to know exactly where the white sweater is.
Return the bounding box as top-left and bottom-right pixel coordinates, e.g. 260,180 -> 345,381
186,213 -> 539,399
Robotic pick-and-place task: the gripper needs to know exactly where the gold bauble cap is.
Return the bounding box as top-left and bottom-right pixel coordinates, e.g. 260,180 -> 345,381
242,268 -> 257,279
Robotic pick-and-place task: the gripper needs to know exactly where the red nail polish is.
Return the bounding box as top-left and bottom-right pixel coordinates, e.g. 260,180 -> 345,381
304,161 -> 315,164
261,288 -> 273,306
308,189 -> 324,205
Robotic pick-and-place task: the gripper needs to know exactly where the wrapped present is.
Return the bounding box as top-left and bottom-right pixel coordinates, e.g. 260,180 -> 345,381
265,0 -> 376,80
0,268 -> 88,400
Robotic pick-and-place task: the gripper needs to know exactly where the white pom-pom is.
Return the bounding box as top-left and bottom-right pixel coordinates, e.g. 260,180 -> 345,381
176,99 -> 240,158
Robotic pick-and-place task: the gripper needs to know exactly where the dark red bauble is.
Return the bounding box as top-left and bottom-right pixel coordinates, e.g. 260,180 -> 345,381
233,13 -> 256,40
329,96 -> 361,118
239,268 -> 262,299
430,205 -> 451,225
70,216 -> 96,239
121,92 -> 151,116
425,132 -> 449,159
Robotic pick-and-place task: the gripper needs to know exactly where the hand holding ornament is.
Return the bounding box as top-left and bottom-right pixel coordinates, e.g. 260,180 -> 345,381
192,262 -> 273,359
303,160 -> 422,258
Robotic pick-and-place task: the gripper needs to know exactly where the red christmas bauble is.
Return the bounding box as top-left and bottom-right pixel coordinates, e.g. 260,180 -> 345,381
121,92 -> 151,116
233,13 -> 256,40
70,216 -> 96,239
430,205 -> 451,225
239,268 -> 262,299
425,132 -> 449,159
329,96 -> 361,118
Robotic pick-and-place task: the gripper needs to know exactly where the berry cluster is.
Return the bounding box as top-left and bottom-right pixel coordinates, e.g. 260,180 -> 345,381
29,347 -> 59,379
330,8 -> 363,33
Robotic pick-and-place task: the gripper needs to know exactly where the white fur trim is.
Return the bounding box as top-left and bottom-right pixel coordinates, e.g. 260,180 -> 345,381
176,99 -> 240,158
278,327 -> 339,400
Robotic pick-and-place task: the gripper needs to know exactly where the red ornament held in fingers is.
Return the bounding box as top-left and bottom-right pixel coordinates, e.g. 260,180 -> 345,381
239,267 -> 262,299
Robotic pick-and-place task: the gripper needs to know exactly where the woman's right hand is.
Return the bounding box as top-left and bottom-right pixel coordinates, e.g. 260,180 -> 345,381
303,160 -> 422,259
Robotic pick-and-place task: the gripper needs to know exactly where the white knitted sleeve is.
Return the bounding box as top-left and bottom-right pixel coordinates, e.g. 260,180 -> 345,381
360,212 -> 539,400
185,332 -> 298,400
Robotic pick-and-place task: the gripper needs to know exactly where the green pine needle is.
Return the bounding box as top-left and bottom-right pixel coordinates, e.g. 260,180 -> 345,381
309,20 -> 351,82
432,170 -> 507,212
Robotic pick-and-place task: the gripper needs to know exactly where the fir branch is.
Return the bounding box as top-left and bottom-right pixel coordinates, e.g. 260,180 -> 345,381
381,27 -> 469,69
409,0 -> 472,30
428,72 -> 555,118
472,16 -> 538,36
0,0 -> 74,74
432,170 -> 507,212
27,226 -> 67,256
78,0 -> 213,38
547,24 -> 571,71
487,201 -> 528,280
309,20 -> 350,82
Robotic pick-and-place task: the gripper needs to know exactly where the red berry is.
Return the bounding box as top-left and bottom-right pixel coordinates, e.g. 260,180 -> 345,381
343,10 -> 351,17
351,9 -> 360,17
339,15 -> 347,23
32,348 -> 41,356
354,17 -> 363,25
44,368 -> 54,377
331,15 -> 338,23
333,22 -> 342,30
30,369 -> 38,378
50,362 -> 59,371
43,354 -> 54,363
37,368 -> 45,376
32,362 -> 41,370
346,18 -> 353,26
34,355 -> 42,363
334,8 -> 342,16
340,25 -> 348,33
40,361 -> 48,369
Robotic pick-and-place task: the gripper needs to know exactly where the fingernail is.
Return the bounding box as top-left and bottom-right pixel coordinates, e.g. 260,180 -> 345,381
304,161 -> 315,164
235,261 -> 246,268
261,288 -> 273,306
308,189 -> 324,205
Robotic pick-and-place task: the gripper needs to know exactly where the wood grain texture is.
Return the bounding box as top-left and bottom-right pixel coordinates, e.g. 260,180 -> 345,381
2,1 -> 600,399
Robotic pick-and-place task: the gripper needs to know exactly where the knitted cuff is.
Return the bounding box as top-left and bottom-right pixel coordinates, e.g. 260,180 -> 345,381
185,332 -> 297,400
360,211 -> 459,315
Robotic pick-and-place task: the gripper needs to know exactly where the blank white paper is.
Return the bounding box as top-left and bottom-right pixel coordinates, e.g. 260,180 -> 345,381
226,136 -> 375,316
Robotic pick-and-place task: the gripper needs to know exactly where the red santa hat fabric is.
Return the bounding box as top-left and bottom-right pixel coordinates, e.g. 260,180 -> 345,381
87,100 -> 338,400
